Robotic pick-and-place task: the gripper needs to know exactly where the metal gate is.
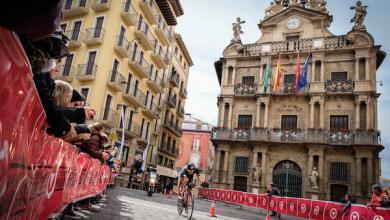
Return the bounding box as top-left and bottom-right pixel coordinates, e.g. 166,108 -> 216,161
233,176 -> 247,192
272,160 -> 302,198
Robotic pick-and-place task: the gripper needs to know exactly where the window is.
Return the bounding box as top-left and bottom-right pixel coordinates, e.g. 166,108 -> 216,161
103,94 -> 113,120
145,91 -> 150,107
175,46 -> 178,55
64,0 -> 72,9
60,23 -> 67,32
234,157 -> 249,173
283,74 -> 295,84
145,122 -> 150,139
86,51 -> 97,75
133,79 -> 139,96
281,115 -> 297,130
150,95 -> 154,110
330,162 -> 349,182
127,110 -> 134,130
110,59 -> 119,82
126,73 -> 132,93
121,146 -> 129,166
227,66 -> 233,84
131,43 -> 138,61
359,58 -> 366,80
71,21 -> 82,41
79,0 -> 87,7
286,35 -> 300,41
242,76 -> 254,85
140,118 -> 145,137
124,0 -> 132,12
330,115 -> 348,130
94,17 -> 104,38
119,106 -> 127,128
331,72 -> 348,81
80,88 -> 89,104
196,124 -> 202,130
118,26 -> 126,46
237,115 -> 252,129
63,54 -> 74,76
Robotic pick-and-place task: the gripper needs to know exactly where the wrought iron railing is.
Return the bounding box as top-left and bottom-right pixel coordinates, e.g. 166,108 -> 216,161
234,84 -> 258,95
325,80 -> 354,93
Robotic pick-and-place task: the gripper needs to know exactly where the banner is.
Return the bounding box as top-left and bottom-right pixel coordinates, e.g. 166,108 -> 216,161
0,28 -> 113,220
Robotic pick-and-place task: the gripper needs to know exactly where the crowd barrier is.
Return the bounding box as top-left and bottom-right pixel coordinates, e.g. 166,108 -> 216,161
198,188 -> 390,220
0,28 -> 114,219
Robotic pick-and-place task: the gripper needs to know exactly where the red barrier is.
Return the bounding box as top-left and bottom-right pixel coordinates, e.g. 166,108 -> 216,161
0,28 -> 113,220
198,188 -> 390,220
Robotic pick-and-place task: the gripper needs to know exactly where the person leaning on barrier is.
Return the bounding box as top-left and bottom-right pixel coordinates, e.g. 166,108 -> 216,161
265,183 -> 281,217
368,184 -> 386,208
340,193 -> 355,213
79,123 -> 110,161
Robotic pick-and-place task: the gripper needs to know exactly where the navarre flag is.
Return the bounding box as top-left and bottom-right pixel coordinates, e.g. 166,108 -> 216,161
261,57 -> 271,94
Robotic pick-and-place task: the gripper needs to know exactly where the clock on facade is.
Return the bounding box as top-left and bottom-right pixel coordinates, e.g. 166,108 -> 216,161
287,17 -> 301,29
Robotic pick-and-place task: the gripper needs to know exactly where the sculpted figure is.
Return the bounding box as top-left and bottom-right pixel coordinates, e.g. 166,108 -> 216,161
232,17 -> 245,42
350,1 -> 368,28
310,167 -> 319,189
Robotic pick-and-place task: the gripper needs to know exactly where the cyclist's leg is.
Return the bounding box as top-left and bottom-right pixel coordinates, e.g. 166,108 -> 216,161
178,176 -> 185,199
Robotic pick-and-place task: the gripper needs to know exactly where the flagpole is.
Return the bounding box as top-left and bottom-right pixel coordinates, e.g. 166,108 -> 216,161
117,105 -> 126,160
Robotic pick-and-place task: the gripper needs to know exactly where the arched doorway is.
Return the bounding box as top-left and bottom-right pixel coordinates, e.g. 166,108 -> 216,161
272,160 -> 302,198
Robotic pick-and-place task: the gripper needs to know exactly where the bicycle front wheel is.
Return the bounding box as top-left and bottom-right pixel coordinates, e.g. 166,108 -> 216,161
177,197 -> 184,215
185,193 -> 194,219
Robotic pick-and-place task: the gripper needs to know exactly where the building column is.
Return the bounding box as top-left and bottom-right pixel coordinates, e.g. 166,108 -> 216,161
366,100 -> 371,130
219,103 -> 225,127
310,101 -> 315,128
260,64 -> 264,82
365,57 -> 370,80
308,155 -> 313,176
355,156 -> 362,196
374,99 -> 378,130
256,102 -> 261,127
311,60 -> 316,82
214,150 -> 221,182
320,100 -> 325,129
367,157 -> 374,197
261,149 -> 267,188
320,60 -> 325,82
355,58 -> 360,80
355,101 -> 361,129
252,151 -> 258,169
232,67 -> 236,85
223,151 -> 229,183
264,102 -> 269,128
228,102 -> 233,129
318,155 -> 324,191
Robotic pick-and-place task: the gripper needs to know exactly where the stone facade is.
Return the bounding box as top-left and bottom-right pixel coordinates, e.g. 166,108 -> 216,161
212,2 -> 386,203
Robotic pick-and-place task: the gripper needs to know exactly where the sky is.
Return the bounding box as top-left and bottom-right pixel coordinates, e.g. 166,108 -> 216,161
175,0 -> 390,177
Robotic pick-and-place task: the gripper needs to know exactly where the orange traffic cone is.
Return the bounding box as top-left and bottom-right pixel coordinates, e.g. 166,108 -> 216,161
208,200 -> 217,217
168,190 -> 173,198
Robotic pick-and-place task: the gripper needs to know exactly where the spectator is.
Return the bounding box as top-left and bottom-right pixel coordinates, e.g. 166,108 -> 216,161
79,123 -> 110,161
340,193 -> 353,213
52,80 -> 73,106
68,89 -> 86,107
368,184 -> 385,207
383,189 -> 390,208
266,183 -> 281,217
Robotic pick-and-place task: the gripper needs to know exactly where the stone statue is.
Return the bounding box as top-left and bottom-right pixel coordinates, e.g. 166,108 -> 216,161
350,1 -> 368,28
252,166 -> 262,183
310,167 -> 319,189
232,17 -> 245,43
265,0 -> 283,18
308,0 -> 327,10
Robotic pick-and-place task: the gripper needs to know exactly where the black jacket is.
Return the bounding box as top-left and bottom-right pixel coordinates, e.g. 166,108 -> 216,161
267,187 -> 281,197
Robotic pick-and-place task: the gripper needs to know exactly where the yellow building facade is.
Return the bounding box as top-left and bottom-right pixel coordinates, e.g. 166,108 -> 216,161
58,0 -> 193,184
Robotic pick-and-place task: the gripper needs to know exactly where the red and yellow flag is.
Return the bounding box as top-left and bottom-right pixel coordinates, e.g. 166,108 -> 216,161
295,52 -> 301,96
273,55 -> 283,92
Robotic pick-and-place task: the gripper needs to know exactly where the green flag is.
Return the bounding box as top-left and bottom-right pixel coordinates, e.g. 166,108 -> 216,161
261,58 -> 271,94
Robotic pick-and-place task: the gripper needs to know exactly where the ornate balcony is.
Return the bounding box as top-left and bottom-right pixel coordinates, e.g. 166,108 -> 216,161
325,80 -> 354,94
146,67 -> 163,93
212,128 -> 380,146
91,0 -> 111,11
76,64 -> 97,81
84,28 -> 105,45
62,0 -> 89,18
122,85 -> 146,108
234,84 -> 257,96
179,86 -> 187,98
282,83 -> 296,95
177,106 -> 185,117
142,102 -> 159,119
124,122 -> 141,138
155,16 -> 174,46
114,35 -> 131,58
354,80 -> 373,93
128,50 -> 150,79
138,0 -> 158,25
169,73 -> 180,87
107,71 -> 126,92
64,29 -> 83,48
163,120 -> 182,137
166,96 -> 176,108
135,20 -> 154,51
121,1 -> 138,26
99,108 -> 116,127
55,65 -> 74,83
156,98 -> 164,112
151,44 -> 169,69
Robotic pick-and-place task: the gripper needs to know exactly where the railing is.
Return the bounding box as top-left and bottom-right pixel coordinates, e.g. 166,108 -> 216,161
166,95 -> 177,108
116,35 -> 131,51
156,16 -> 174,40
148,66 -> 162,85
126,121 -> 141,137
325,80 -> 354,93
153,43 -> 169,63
107,70 -> 126,89
136,20 -> 154,42
58,64 -> 74,77
234,84 -> 258,95
170,73 -> 180,86
64,29 -> 83,42
129,50 -> 150,73
77,63 -> 98,77
100,108 -> 116,125
124,83 -> 146,104
63,0 -> 88,10
242,36 -> 351,55
84,27 -> 105,41
180,86 -> 187,97
164,120 -> 182,135
282,83 -> 296,95
212,128 -> 380,145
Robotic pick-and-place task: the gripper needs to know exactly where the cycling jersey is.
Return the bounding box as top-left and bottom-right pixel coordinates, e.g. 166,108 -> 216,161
179,165 -> 200,182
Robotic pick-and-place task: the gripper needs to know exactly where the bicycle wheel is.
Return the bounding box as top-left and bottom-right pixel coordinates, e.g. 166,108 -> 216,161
185,192 -> 194,219
177,197 -> 184,215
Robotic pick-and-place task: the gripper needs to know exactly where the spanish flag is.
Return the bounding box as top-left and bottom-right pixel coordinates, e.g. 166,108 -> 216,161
295,52 -> 301,96
273,54 -> 283,92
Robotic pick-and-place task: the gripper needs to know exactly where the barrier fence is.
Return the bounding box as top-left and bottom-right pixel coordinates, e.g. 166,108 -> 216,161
0,28 -> 114,219
198,188 -> 390,220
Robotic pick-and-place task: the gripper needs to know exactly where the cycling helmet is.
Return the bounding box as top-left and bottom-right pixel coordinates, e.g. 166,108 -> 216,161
187,163 -> 195,170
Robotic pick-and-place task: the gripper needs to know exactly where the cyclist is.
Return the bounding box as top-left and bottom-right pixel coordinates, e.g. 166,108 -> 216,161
178,163 -> 200,200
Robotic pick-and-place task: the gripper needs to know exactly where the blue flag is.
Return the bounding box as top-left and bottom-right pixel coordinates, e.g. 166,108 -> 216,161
297,53 -> 312,92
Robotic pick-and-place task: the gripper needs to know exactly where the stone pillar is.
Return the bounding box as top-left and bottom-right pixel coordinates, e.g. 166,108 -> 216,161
355,58 -> 359,80
256,102 -> 261,127
219,103 -> 225,127
222,67 -> 228,86
252,151 -> 258,169
355,101 -> 360,129
260,64 -> 264,82
365,57 -> 370,80
232,67 -> 236,85
264,102 -> 269,128
320,99 -> 325,129
223,151 -> 229,183
366,100 -> 371,130
228,102 -> 233,129
318,155 -> 324,190
310,101 -> 315,128
261,148 -> 267,188
374,99 -> 378,130
311,60 -> 316,82
355,156 -> 362,196
308,155 -> 313,176
367,157 -> 374,196
320,60 -> 325,82
214,150 -> 221,182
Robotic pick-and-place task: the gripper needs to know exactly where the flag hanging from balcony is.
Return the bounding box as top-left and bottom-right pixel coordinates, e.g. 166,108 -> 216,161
272,54 -> 283,93
297,52 -> 312,93
261,57 -> 271,94
295,52 -> 301,96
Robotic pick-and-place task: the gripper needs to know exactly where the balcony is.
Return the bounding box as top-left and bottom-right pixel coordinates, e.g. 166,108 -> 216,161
128,50 -> 150,79
212,128 -> 380,146
152,122 -> 161,136
309,82 -> 325,93
163,120 -> 182,137
159,142 -> 178,157
122,85 -> 146,108
155,17 -> 174,46
55,65 -> 74,83
142,102 -> 159,119
177,106 -> 185,117
169,73 -> 180,87
134,21 -> 154,51
242,35 -> 352,55
354,80 -> 373,93
84,28 -> 105,45
64,29 -> 83,48
91,0 -> 111,11
114,35 -> 131,58
325,80 -> 354,94
151,44 -> 169,69
121,1 -> 138,26
234,84 -> 257,96
62,0 -> 89,18
272,83 -> 297,95
179,87 -> 187,98
166,96 -> 176,108
125,122 -> 141,138
146,68 -> 164,93
138,0 -> 158,25
76,64 -> 97,81
107,70 -> 126,92
99,108 -> 116,127
156,98 -> 164,112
